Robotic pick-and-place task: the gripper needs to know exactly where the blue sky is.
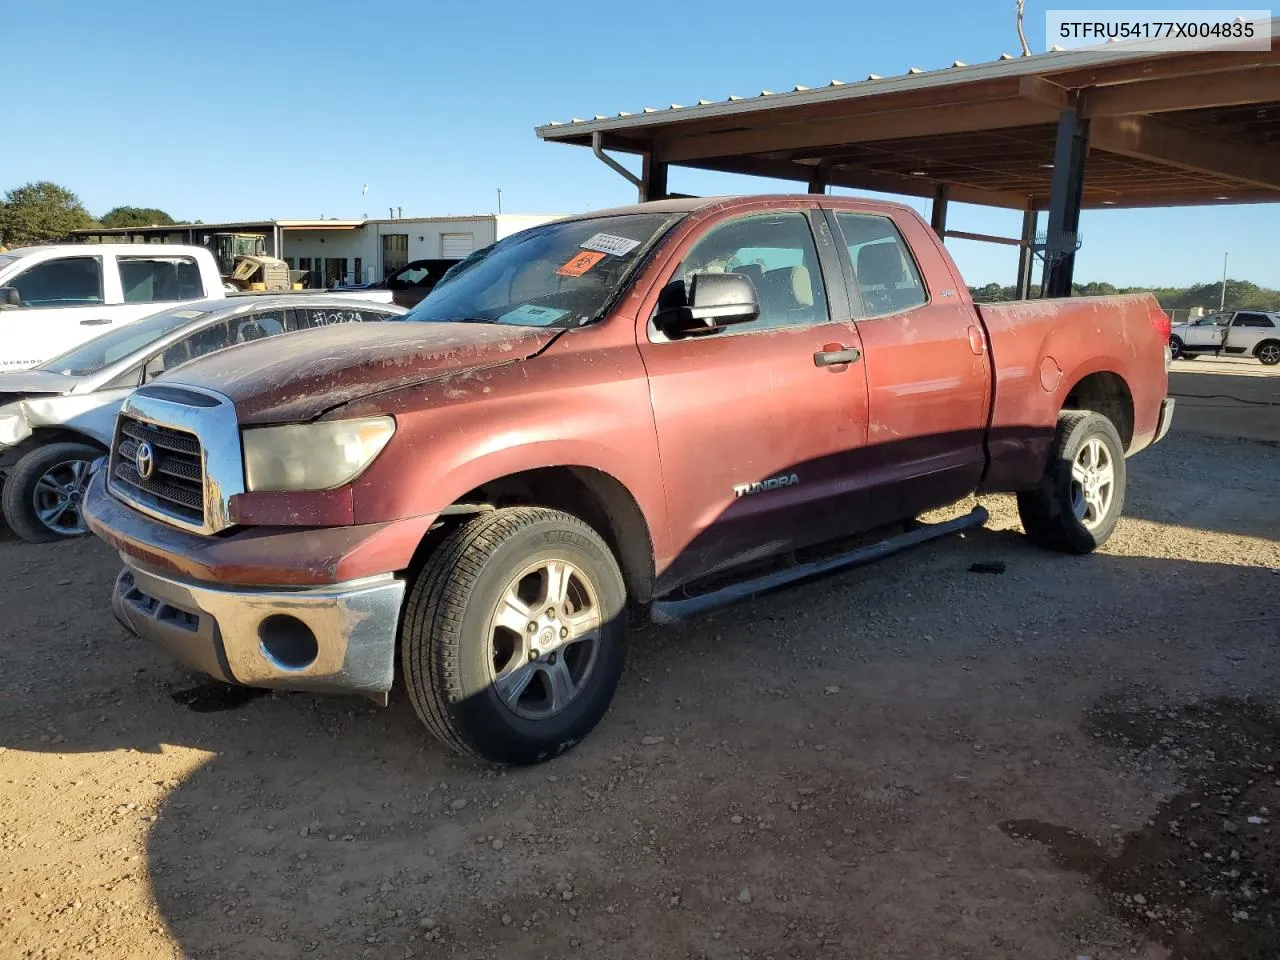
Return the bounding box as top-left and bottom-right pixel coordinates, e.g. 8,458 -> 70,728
3,0 -> 1274,288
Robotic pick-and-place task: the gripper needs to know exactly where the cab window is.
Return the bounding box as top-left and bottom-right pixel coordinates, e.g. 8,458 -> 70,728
834,213 -> 928,316
8,257 -> 104,307
667,212 -> 829,332
118,256 -> 204,304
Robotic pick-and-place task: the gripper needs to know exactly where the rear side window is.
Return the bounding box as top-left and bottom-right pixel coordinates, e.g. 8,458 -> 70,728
834,213 -> 928,316
9,256 -> 104,307
289,307 -> 394,330
119,256 -> 204,304
1234,313 -> 1276,328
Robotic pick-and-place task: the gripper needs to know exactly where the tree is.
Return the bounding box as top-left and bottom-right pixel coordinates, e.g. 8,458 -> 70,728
0,181 -> 97,247
100,206 -> 176,229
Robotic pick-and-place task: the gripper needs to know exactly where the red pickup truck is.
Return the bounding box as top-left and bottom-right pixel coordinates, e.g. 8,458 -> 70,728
84,195 -> 1174,764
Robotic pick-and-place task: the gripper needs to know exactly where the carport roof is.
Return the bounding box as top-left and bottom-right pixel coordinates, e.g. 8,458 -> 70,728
536,28 -> 1280,211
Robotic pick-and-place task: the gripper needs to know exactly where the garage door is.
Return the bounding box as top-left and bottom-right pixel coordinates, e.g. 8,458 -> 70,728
441,233 -> 474,258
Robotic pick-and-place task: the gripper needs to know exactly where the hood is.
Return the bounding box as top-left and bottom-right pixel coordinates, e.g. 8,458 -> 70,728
160,321 -> 559,424
0,369 -> 81,403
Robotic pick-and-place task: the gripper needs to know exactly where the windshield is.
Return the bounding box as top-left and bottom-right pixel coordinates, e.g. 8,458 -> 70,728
400,213 -> 677,328
0,254 -> 19,273
37,306 -> 212,376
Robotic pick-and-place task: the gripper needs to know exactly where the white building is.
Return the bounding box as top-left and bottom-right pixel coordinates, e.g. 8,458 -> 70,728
282,214 -> 562,286
71,213 -> 564,287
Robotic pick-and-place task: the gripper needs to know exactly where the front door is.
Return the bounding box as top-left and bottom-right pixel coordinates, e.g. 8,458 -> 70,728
1183,314 -> 1230,350
637,207 -> 869,591
0,254 -> 109,370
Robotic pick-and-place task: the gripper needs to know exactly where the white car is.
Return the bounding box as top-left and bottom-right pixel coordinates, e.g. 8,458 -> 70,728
0,295 -> 405,542
1170,310 -> 1280,366
0,244 -> 226,372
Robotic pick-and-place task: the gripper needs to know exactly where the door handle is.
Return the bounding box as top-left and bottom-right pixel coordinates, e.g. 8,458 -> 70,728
79,318 -> 111,326
813,347 -> 861,367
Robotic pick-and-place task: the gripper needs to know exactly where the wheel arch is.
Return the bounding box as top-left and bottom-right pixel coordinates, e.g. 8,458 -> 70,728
0,427 -> 108,474
1059,370 -> 1135,451
1254,338 -> 1280,359
410,465 -> 657,604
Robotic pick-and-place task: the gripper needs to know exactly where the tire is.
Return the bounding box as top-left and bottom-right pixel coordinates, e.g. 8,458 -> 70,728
1016,411 -> 1127,555
1169,335 -> 1184,360
1,442 -> 104,543
401,507 -> 628,765
1256,340 -> 1280,366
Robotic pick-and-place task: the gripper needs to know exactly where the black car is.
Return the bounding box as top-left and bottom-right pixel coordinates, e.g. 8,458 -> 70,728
335,258 -> 460,308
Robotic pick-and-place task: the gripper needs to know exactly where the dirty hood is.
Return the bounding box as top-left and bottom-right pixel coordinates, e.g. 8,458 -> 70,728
160,321 -> 560,424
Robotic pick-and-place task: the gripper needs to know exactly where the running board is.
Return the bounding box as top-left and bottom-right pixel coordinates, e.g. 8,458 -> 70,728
650,506 -> 989,624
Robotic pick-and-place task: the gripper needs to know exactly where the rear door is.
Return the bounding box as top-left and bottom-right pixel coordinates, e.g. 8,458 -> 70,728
823,205 -> 991,519
1226,312 -> 1277,354
636,205 -> 870,589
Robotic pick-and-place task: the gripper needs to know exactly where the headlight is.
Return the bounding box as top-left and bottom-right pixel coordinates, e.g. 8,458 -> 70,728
242,416 -> 395,492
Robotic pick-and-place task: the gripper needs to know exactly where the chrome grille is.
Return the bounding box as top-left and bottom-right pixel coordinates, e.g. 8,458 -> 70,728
111,416 -> 205,524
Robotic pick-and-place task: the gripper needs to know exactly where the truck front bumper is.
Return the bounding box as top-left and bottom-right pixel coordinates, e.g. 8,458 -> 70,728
112,560 -> 404,697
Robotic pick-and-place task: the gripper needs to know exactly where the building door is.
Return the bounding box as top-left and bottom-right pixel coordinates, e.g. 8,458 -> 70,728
441,232 -> 474,259
382,235 -> 408,279
324,258 -> 348,287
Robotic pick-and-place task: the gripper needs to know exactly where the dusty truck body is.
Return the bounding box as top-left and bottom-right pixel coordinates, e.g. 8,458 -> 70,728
84,195 -> 1174,764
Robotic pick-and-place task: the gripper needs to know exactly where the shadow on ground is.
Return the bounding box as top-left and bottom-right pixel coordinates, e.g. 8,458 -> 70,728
4,509 -> 1279,959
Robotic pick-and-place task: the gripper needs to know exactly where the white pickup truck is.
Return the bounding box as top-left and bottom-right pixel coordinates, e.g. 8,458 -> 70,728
0,244 -> 225,372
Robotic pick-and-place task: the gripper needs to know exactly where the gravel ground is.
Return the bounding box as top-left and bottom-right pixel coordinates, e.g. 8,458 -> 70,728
1,429 -> 1278,960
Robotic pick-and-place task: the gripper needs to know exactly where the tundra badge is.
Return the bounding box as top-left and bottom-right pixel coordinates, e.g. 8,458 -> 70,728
733,473 -> 800,498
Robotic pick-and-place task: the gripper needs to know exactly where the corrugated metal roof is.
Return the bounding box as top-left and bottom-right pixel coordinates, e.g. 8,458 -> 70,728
535,24 -> 1278,140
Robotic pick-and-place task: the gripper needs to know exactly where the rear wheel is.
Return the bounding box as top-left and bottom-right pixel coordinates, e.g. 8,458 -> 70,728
1257,341 -> 1280,366
1,442 -> 103,543
1017,411 -> 1126,554
401,507 -> 628,765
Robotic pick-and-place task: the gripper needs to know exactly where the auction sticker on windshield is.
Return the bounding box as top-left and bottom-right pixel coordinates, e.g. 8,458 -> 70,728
581,233 -> 642,257
497,304 -> 570,326
556,250 -> 607,277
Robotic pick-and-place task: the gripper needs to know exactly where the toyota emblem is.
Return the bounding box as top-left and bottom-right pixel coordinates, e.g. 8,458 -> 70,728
135,441 -> 156,481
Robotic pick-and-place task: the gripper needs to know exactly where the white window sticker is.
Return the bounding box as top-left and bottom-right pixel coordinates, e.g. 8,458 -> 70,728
580,233 -> 641,257
497,304 -> 570,327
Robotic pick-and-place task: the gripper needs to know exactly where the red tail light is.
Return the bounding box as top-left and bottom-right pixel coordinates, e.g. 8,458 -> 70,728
1148,304 -> 1171,340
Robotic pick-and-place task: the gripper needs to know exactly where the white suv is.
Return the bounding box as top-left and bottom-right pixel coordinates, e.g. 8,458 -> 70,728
1170,310 -> 1280,366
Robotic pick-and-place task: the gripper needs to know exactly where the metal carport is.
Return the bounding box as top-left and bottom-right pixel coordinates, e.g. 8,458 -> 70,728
536,27 -> 1280,297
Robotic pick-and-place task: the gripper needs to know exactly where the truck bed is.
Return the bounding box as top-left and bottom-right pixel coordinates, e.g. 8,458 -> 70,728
975,293 -> 1170,491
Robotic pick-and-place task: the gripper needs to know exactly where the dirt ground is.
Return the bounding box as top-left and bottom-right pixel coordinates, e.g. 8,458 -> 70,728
2,426 -> 1279,960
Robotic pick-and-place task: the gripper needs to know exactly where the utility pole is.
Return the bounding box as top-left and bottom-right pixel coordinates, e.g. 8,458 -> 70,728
497,187 -> 503,215
362,184 -> 368,219
1219,252 -> 1229,311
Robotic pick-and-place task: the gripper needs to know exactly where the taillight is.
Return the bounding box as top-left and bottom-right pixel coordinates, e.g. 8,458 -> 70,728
1148,304 -> 1172,340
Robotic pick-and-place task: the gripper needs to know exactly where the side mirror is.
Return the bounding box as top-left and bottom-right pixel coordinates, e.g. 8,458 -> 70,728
0,287 -> 20,309
655,272 -> 759,337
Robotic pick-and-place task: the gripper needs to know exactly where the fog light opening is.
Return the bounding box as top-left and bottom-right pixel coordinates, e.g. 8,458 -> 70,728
258,615 -> 319,670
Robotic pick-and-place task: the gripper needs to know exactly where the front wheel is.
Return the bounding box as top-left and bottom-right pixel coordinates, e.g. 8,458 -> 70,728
1169,335 -> 1184,360
1257,341 -> 1280,366
401,507 -> 628,765
1017,411 -> 1127,555
1,442 -> 104,543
